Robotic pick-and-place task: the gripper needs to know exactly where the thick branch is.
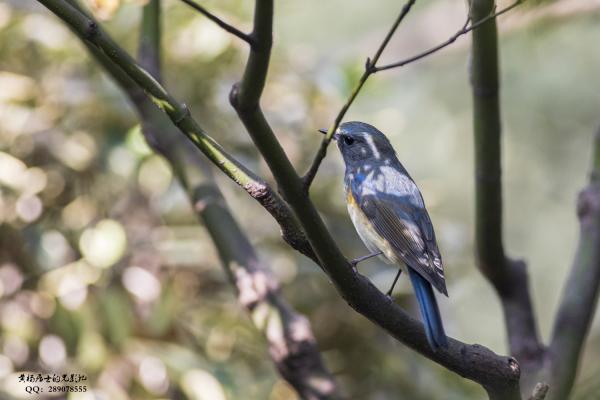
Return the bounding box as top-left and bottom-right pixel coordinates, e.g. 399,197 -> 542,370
302,0 -> 417,189
177,0 -> 254,45
469,0 -> 543,379
64,0 -> 338,397
547,130 -> 600,400
39,0 -> 316,264
229,1 -> 521,398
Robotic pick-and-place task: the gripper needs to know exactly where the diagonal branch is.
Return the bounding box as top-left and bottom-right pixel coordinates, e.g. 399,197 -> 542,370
547,129 -> 600,400
229,1 -> 521,398
468,0 -> 543,394
63,0 -> 337,397
38,0 -> 317,264
177,0 -> 254,45
374,0 -> 524,72
302,0 -> 417,189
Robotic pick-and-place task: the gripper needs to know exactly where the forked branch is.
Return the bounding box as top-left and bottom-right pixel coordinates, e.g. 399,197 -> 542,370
302,0 -> 417,189
63,0 -> 337,397
303,0 -> 525,189
374,0 -> 524,72
38,0 -> 318,265
546,129 -> 600,400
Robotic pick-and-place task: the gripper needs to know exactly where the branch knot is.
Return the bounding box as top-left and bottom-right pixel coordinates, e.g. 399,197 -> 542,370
85,21 -> 98,41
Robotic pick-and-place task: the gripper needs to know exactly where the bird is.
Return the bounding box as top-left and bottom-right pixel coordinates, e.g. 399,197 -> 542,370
321,121 -> 448,350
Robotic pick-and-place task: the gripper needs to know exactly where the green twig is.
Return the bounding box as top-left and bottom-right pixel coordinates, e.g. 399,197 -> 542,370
136,2 -> 338,395
38,0 -> 317,263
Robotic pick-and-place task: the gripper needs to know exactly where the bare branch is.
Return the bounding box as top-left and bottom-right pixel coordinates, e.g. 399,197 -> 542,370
39,0 -> 317,265
374,0 -> 524,72
547,129 -> 600,400
302,0 -> 417,189
61,0 -> 338,397
228,1 -> 522,398
41,0 -> 527,396
468,0 -> 543,384
177,0 -> 254,45
189,180 -> 339,400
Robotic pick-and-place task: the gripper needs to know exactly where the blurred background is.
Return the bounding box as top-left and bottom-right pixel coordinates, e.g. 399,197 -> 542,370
1,0 -> 599,398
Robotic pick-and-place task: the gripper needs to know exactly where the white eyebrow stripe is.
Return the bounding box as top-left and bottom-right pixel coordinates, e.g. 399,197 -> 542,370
365,133 -> 380,160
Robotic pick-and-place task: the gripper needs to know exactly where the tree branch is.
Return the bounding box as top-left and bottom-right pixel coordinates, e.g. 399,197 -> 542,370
302,0 -> 525,190
62,0 -> 338,397
301,0 -> 417,189
40,0 -> 527,396
229,1 -> 521,398
547,129 -> 600,400
177,0 -> 254,45
373,0 -> 524,72
38,0 -> 317,264
469,0 -> 543,384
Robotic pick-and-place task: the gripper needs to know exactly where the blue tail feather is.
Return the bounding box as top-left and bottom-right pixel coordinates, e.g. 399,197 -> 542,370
408,268 -> 448,351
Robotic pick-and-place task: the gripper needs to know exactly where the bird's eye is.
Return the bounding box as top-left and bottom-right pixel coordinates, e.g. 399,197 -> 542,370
343,136 -> 355,146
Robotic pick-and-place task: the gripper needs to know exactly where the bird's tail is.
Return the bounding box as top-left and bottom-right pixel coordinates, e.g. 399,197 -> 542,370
408,268 -> 448,351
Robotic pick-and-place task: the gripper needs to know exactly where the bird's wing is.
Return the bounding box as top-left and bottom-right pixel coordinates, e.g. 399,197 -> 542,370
359,194 -> 447,295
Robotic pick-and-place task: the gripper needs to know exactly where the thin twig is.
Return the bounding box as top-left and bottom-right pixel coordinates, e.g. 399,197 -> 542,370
302,0 -> 417,189
302,0 -> 524,189
374,0 -> 524,72
177,0 -> 254,45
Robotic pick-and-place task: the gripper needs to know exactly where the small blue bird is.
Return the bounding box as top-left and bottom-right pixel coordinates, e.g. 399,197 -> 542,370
322,121 -> 448,350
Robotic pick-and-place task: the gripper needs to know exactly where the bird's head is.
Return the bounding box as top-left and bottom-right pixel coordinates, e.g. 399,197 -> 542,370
320,121 -> 396,168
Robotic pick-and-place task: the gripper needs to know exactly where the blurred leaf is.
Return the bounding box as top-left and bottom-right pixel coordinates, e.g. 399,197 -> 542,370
98,287 -> 133,347
144,281 -> 177,337
48,302 -> 83,354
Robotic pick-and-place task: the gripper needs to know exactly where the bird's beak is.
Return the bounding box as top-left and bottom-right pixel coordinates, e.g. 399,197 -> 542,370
318,128 -> 339,141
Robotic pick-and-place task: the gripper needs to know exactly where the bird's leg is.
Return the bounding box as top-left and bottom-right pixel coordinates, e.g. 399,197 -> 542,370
386,268 -> 403,297
350,250 -> 382,269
